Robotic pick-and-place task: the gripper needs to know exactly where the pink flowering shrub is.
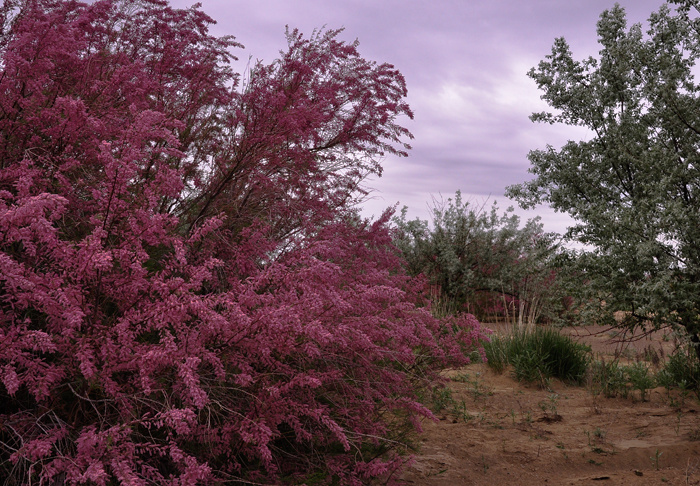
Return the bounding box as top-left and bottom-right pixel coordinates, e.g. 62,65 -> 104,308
0,0 -> 486,484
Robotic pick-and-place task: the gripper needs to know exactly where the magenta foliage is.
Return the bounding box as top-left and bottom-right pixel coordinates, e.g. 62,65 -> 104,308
0,1 -> 485,484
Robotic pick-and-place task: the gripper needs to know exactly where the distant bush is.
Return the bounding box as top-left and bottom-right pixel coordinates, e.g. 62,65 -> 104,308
392,192 -> 575,327
484,327 -> 590,387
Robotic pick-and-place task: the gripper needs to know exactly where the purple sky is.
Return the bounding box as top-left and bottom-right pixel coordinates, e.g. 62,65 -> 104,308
170,0 -> 667,235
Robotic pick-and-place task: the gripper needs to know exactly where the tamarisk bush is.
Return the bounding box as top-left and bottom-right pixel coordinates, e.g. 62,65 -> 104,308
0,0 -> 486,484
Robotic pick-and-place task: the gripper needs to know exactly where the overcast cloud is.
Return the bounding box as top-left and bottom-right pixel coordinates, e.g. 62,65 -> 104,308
170,0 -> 667,236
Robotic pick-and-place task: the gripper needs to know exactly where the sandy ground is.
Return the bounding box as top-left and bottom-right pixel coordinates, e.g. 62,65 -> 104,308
401,325 -> 700,485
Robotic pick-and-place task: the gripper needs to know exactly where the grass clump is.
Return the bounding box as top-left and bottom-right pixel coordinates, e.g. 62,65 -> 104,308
627,362 -> 655,401
656,344 -> 700,392
484,327 -> 590,388
589,347 -> 698,402
588,360 -> 657,401
589,359 -> 629,398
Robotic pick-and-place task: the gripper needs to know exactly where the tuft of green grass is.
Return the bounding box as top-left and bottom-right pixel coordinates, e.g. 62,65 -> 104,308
483,334 -> 509,374
656,344 -> 700,392
483,327 -> 590,387
627,362 -> 654,401
589,348 -> 700,402
588,358 -> 629,398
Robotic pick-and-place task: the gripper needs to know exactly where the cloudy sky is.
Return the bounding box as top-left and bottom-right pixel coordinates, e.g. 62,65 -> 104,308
170,0 -> 667,236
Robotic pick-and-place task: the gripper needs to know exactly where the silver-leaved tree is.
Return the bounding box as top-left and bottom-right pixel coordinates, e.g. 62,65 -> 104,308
507,0 -> 700,360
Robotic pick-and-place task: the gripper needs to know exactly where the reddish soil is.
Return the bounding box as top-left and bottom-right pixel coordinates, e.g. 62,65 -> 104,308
401,325 -> 700,485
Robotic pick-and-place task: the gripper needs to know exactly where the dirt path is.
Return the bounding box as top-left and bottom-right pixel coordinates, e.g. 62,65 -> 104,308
401,326 -> 700,485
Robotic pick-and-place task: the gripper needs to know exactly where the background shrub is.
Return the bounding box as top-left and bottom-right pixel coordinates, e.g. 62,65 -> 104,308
392,192 -> 575,327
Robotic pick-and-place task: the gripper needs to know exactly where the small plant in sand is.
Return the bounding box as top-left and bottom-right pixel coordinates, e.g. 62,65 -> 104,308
627,362 -> 654,401
538,393 -> 561,421
588,359 -> 629,398
651,449 -> 663,471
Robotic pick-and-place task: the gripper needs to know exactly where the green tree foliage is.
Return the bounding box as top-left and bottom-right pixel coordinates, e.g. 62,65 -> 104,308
392,191 -> 570,327
506,1 -> 700,358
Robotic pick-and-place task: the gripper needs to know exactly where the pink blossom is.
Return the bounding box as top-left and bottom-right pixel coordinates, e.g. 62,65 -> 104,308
0,1 -> 485,484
